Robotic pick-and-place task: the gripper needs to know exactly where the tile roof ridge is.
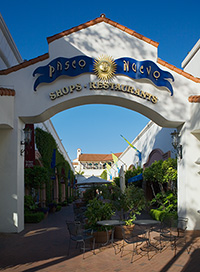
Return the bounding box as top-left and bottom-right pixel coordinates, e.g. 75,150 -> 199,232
47,14 -> 159,48
0,53 -> 49,75
0,87 -> 15,96
157,58 -> 200,83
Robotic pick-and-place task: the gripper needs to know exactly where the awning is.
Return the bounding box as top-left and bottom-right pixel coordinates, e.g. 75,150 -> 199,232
128,173 -> 143,183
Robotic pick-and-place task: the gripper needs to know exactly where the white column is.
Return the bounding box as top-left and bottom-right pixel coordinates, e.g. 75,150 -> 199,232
0,118 -> 25,232
178,122 -> 200,230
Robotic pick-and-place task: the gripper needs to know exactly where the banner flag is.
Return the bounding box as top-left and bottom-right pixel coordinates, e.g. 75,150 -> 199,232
112,153 -> 119,171
51,149 -> 56,169
120,135 -> 141,160
106,163 -> 111,172
106,163 -> 112,180
112,153 -> 118,165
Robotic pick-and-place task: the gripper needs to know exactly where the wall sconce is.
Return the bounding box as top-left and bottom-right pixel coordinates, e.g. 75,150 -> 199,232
20,127 -> 32,155
171,130 -> 182,159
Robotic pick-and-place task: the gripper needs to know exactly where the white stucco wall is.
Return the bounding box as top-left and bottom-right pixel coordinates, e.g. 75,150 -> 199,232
182,39 -> 200,77
111,121 -> 175,176
1,17 -> 200,232
181,39 -> 200,229
49,22 -> 158,61
0,117 -> 24,232
0,96 -> 14,128
0,23 -> 198,128
0,13 -> 23,69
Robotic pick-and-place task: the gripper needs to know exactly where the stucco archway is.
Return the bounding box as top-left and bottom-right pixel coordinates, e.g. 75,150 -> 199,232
1,15 -> 200,232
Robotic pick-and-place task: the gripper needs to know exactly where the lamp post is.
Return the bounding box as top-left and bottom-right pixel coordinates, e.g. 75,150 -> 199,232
171,130 -> 182,159
20,126 -> 32,155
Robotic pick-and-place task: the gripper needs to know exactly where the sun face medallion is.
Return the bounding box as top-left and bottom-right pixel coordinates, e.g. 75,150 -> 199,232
93,55 -> 117,81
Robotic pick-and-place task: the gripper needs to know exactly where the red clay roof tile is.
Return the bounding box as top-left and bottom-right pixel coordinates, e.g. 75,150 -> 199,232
0,53 -> 49,75
0,88 -> 15,96
188,95 -> 200,103
157,58 -> 200,83
46,15 -> 159,48
79,152 -> 122,162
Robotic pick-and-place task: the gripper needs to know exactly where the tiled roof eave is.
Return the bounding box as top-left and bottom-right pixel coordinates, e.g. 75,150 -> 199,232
188,95 -> 200,103
47,15 -> 159,48
157,58 -> 200,83
0,53 -> 49,75
0,88 -> 15,96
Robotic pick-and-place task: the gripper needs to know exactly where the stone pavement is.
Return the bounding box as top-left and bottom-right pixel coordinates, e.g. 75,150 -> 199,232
0,204 -> 200,272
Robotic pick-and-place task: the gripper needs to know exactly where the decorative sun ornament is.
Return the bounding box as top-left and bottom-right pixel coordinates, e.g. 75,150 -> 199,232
93,55 -> 117,81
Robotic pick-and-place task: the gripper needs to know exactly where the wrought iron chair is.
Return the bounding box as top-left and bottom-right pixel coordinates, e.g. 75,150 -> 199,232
159,217 -> 188,256
66,221 -> 95,259
120,225 -> 150,263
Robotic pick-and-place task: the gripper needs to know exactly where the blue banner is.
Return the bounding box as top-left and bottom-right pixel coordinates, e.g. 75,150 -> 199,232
51,149 -> 56,169
128,173 -> 143,183
33,55 -> 174,95
115,58 -> 174,96
33,56 -> 94,91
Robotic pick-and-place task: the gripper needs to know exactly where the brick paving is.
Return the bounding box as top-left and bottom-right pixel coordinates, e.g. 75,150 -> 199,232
0,204 -> 200,272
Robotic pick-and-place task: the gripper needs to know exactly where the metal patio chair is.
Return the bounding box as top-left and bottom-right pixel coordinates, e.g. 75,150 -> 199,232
159,217 -> 188,256
120,225 -> 150,263
66,221 -> 95,259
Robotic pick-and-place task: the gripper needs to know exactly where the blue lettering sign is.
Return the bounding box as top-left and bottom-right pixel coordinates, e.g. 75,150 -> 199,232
33,55 -> 174,95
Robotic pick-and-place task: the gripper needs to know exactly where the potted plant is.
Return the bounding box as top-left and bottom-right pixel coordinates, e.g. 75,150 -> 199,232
113,185 -> 146,239
84,197 -> 114,243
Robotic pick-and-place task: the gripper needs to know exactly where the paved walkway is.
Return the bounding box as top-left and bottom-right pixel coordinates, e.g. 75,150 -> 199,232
1,205 -> 200,272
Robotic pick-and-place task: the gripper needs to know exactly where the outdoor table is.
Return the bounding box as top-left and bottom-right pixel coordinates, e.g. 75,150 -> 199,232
132,219 -> 161,250
133,219 -> 161,227
97,220 -> 125,252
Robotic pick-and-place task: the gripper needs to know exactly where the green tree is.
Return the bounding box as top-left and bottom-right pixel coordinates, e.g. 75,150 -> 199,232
143,160 -> 164,197
125,185 -> 146,217
162,158 -> 177,192
25,166 -> 49,202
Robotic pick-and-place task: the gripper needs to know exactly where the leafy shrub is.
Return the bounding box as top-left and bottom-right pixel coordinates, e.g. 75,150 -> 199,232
85,198 -> 114,231
56,205 -> 62,212
125,185 -> 146,215
150,209 -> 165,221
24,195 -> 38,213
113,177 -> 120,187
150,191 -> 177,212
150,208 -> 177,221
24,212 -> 44,223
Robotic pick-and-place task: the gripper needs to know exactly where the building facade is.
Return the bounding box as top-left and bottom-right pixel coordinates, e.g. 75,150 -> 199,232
0,13 -> 74,232
0,14 -> 200,232
73,148 -> 122,178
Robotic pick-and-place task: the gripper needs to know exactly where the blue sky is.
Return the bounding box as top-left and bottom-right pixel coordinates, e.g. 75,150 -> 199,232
1,1 -> 200,160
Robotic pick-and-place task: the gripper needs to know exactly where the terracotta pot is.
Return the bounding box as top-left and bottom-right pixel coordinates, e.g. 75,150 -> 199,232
114,224 -> 135,239
94,230 -> 112,243
114,226 -> 123,239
